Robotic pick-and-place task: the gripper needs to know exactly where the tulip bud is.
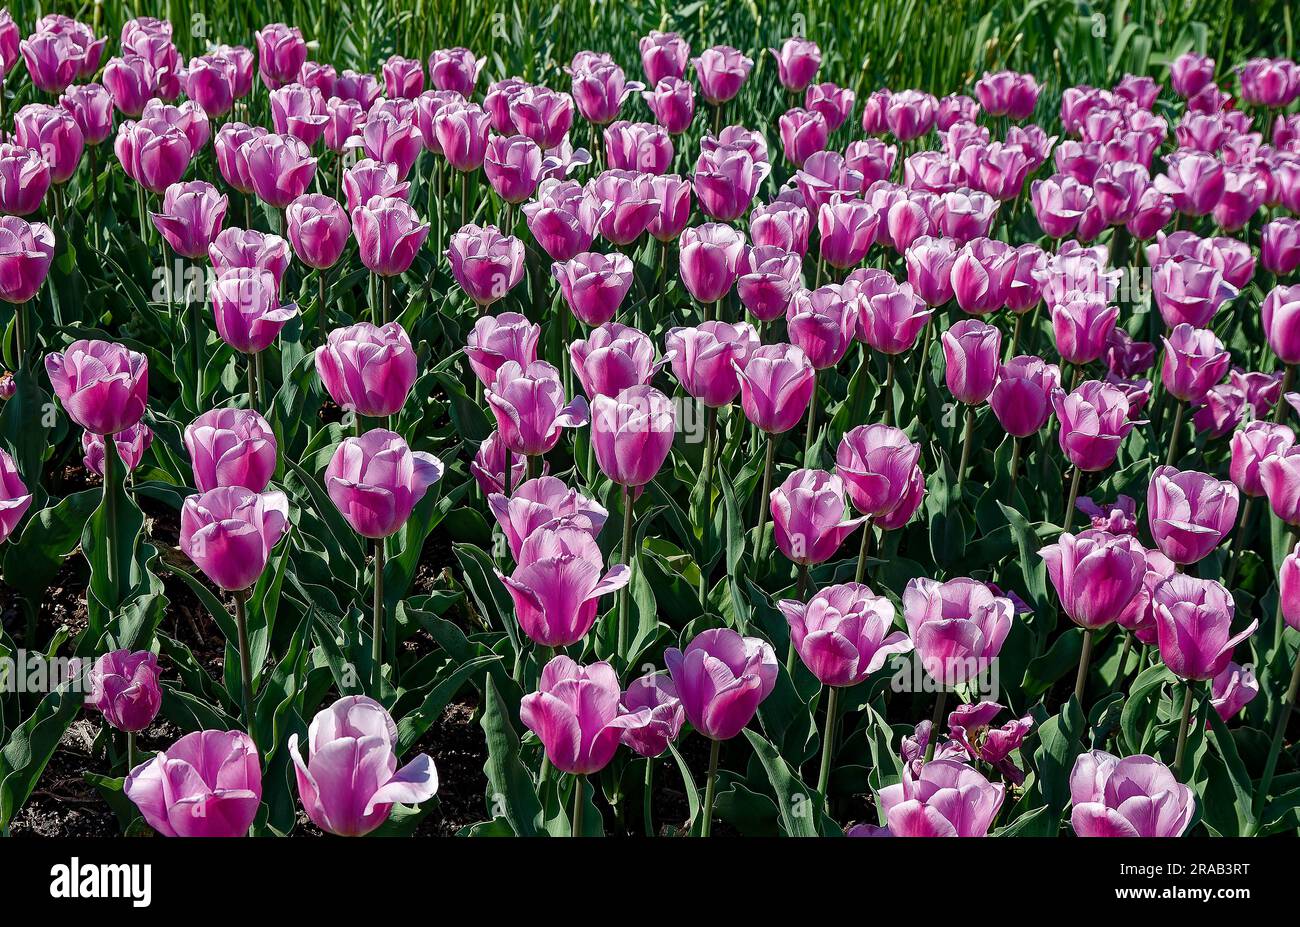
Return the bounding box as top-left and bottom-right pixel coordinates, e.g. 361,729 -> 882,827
86,649 -> 161,733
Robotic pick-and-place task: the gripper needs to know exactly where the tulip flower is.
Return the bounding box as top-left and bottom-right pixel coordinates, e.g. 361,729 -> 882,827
0,447 -> 32,544
335,69 -> 383,107
619,671 -> 685,835
184,408 -> 277,493
18,31 -> 84,95
240,132 -> 316,209
269,82 -> 328,146
180,485 -> 289,593
361,111 -> 423,180
835,424 -> 923,530
354,197 -> 430,283
1262,285 -> 1300,365
903,577 -> 1012,696
428,47 -> 484,96
1053,379 -> 1140,473
1069,751 -> 1194,837
116,118 -> 193,194
570,324 -> 664,400
883,90 -> 938,141
256,23 -> 307,90
483,134 -> 543,204
0,144 -> 52,217
552,251 -> 634,326
150,181 -> 228,260
58,83 -> 114,148
485,360 -> 589,458
677,223 -> 747,307
878,758 -> 1005,836
1160,323 -> 1230,411
291,695 -> 439,837
184,55 -> 237,117
570,59 -> 640,126
45,339 -> 148,437
947,702 -> 1034,783
734,343 -> 816,442
643,77 -> 695,135
208,228 -> 291,288
639,31 -> 690,85
770,467 -> 866,578
325,429 -> 444,540
432,99 -> 492,173
770,37 -> 821,92
665,321 -> 759,408
905,236 -> 958,306
942,318 -> 1001,408
507,86 -> 574,151
462,314 -> 540,394
82,424 -> 153,477
125,730 -> 262,837
603,121 -> 672,175
284,194 -> 350,279
471,430 -> 529,496
1154,574 -> 1255,682
693,145 -> 766,221
86,650 -> 161,736
1051,293 -> 1119,366
750,197 -> 811,256
1230,422 -> 1295,498
1210,662 -> 1258,723
1239,56 -> 1300,107
1147,466 -> 1239,565
210,268 -> 299,355
817,197 -> 878,269
0,217 -> 56,318
487,476 -> 607,561
778,107 -> 828,168
780,582 -> 912,687
522,178 -> 600,261
585,169 -> 657,245
786,285 -> 856,373
991,355 -> 1060,439
692,45 -> 753,105
379,54 -> 424,100
950,237 -> 1014,314
975,70 -> 1040,119
1257,445 -> 1300,525
14,104 -> 83,186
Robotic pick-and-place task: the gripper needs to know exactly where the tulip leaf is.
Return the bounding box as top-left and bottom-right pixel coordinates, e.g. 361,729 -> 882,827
396,654 -> 502,755
743,728 -> 840,837
1120,663 -> 1175,754
1030,695 -> 1085,819
1205,708 -> 1256,836
479,674 -> 542,837
453,541 -> 523,666
1,488 -> 99,603
666,740 -> 701,834
993,804 -> 1058,836
0,680 -> 81,832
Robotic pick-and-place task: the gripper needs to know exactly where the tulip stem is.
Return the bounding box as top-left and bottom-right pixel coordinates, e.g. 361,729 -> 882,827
1008,436 -> 1023,499
1005,313 -> 1022,362
572,774 -> 585,837
13,299 -> 27,372
1173,679 -> 1195,778
126,731 -> 136,773
382,276 -> 391,325
786,564 -> 810,673
318,270 -> 328,344
1074,629 -> 1094,704
755,435 -> 775,562
1063,466 -> 1081,528
1165,403 -> 1184,467
923,690 -> 947,763
102,436 -> 119,603
1224,496 -> 1255,587
701,738 -> 721,837
956,405 -> 975,491
372,538 -> 386,691
233,590 -> 255,744
854,522 -> 872,584
1273,367 -> 1295,424
1255,650 -> 1300,817
816,685 -> 839,798
643,759 -> 655,837
698,405 -> 717,607
883,355 -> 896,426
803,371 -> 819,465
617,484 -> 634,662
1111,633 -> 1135,694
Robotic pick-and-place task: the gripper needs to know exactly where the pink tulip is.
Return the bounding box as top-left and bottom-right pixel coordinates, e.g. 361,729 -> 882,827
283,193 -> 350,269
334,69 -> 382,108
546,250 -> 633,327
785,285 -> 856,370
1263,218 -> 1300,275
975,70 -> 1040,119
665,628 -> 776,740
770,469 -> 866,565
0,447 -> 30,543
878,758 -> 1004,837
213,123 -> 265,193
1230,422 -> 1295,497
324,97 -> 366,153
0,217 -> 55,304
643,77 -> 695,135
1160,324 -> 1229,404
852,277 -> 932,355
268,82 -> 328,147
934,189 -> 999,243
184,408 -> 276,493
1258,444 -> 1300,525
45,339 -> 147,436
208,228 -> 290,287
845,139 -> 896,187
884,90 -> 938,141
778,107 -> 828,168
1153,151 -> 1225,216
256,24 -> 307,90
797,150 -> 864,212
0,11 -> 14,80
1262,285 -> 1300,364
750,197 -> 811,256
692,45 -> 753,105
1147,466 -> 1239,565
905,236 -> 957,306
770,37 -> 821,92
734,343 -> 816,434
676,223 -> 745,305
242,132 -> 317,208
1239,57 -> 1300,107
587,169 -> 659,245
184,55 -> 237,117
521,657 -> 645,775
1210,662 -> 1259,723
315,322 -> 418,418
487,476 -> 607,561
428,47 -> 484,97
903,577 -> 1012,686
665,321 -> 759,407
82,424 -> 153,477
290,695 -> 438,837
950,237 -> 1014,314
817,197 -> 878,269
1069,751 -> 1193,837
433,99 -> 492,171
736,245 -> 802,322
180,486 -> 289,590
604,121 -> 673,174
1054,379 -> 1140,471
639,32 -> 690,85
590,385 -> 676,487
1279,541 -> 1300,633
361,111 -> 423,180
125,729 -> 261,837
140,99 -> 210,154
340,159 -> 408,212
1171,53 -> 1216,98
116,118 -> 192,194
149,181 -> 228,260
1040,529 -> 1148,630
942,319 -> 1001,404
1153,575 -> 1255,681
1051,293 -> 1119,365
326,429 -> 444,539
381,54 -> 425,100
481,134 -> 542,204
990,355 -> 1061,437
465,313 -> 540,389
620,674 -> 684,758
570,59 -> 639,126
694,144 -> 766,221
471,430 -> 528,496
522,178 -> 599,261
806,82 -> 857,132
354,197 -> 429,278
508,86 -> 574,150
1031,174 -> 1093,238
1152,258 -> 1237,329
210,268 -> 299,354
836,424 -> 922,518
86,649 -> 161,733
14,104 -> 83,185
0,144 -> 52,217
570,324 -> 663,399
18,31 -> 82,95
60,83 -> 115,146
486,360 -> 589,457
780,583 -> 912,687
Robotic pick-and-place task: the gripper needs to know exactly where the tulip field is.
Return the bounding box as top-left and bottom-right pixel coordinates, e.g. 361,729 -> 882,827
0,0 -> 1298,846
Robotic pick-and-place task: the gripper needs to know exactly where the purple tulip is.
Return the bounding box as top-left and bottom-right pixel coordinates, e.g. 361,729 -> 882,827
807,82 -> 857,132
947,701 -> 1034,783
0,447 -> 32,543
1210,662 -> 1259,723
604,121 -> 673,174
835,424 -> 922,518
780,583 -> 912,687
1160,324 -> 1230,404
884,90 -> 938,141
903,577 -> 1012,686
18,31 -> 82,96
60,83 -> 115,146
750,197 -> 811,256
283,193 -> 350,270
14,104 -> 83,185
1051,293 -> 1119,366
291,695 -> 438,837
1261,445 -> 1300,525
639,32 -> 690,85
380,54 -> 424,100
777,107 -> 828,168
432,99 -> 492,172
643,77 -> 695,135
692,45 -> 753,105
256,24 -> 307,90
0,216 -> 55,305
769,468 -> 866,566
905,236 -> 957,306
1147,466 -> 1239,565
325,429 -> 444,539
242,132 -> 317,208
210,268 -> 299,354
1230,421 -> 1295,497
522,178 -> 599,261
82,424 -> 152,478
486,360 -> 589,457
734,343 -> 816,434
1069,751 -> 1194,837
354,197 -> 430,278
1239,57 -> 1300,107
665,628 -> 776,740
116,117 -> 192,194
991,355 -> 1060,437
471,430 -> 528,496
770,37 -> 821,92
620,674 -> 685,758
817,197 -> 878,269
45,339 -> 147,436
184,55 -> 237,117
1262,285 -> 1300,364
693,145 -> 766,221
0,144 -> 52,217
125,729 -> 261,837
1053,380 -> 1140,471
785,285 -> 856,370
590,385 -> 676,488
428,47 -> 484,96
570,59 -> 639,126
149,181 -> 228,260
208,227 -> 290,287
1040,529 -> 1148,630
480,133 -> 542,205
975,70 -> 1040,119
1153,575 -> 1255,681
942,319 -> 1001,405
361,111 -> 423,180
587,169 -> 658,245
664,321 -> 759,407
521,657 -> 644,775
569,323 -> 663,400
678,223 -> 746,304
547,250 -> 631,327
508,86 -> 574,150
879,758 -> 1005,836
86,650 -> 161,733
950,237 -> 1014,314
269,82 -> 328,146
184,408 -> 277,494
487,476 -> 607,561
180,486 -> 289,591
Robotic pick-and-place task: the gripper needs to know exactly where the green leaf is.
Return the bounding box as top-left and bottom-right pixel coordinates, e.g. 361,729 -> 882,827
479,675 -> 541,837
1,489 -> 99,601
396,654 -> 501,755
1031,695 -> 1085,819
742,728 -> 839,837
0,681 -> 81,831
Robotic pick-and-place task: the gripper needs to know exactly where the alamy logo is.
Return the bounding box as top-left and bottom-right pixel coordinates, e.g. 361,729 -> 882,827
49,858 -> 152,908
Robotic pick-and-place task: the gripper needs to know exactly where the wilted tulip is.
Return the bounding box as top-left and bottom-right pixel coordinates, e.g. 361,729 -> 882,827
486,360 -> 589,457
86,650 -> 161,733
255,24 -> 307,90
779,583 -> 912,687
125,729 -> 261,837
0,217 -> 56,305
45,339 -> 148,436
291,695 -> 438,837
1069,751 -> 1194,837
570,324 -> 663,400
149,181 -> 228,259
1147,466 -> 1239,565
590,385 -> 676,487
879,759 -> 1005,836
1053,380 -> 1140,471
991,356 -> 1060,437
82,424 -> 153,477
354,197 -> 430,278
210,268 -> 299,354
665,628 -> 776,740
619,674 -> 685,759
0,447 -> 32,543
734,343 -> 816,434
180,486 -> 289,591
